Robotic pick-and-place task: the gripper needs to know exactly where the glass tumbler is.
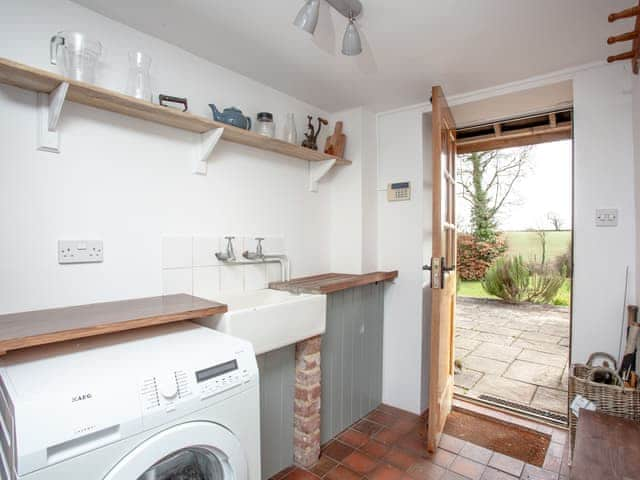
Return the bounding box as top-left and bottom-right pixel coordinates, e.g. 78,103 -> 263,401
126,51 -> 153,101
283,113 -> 298,144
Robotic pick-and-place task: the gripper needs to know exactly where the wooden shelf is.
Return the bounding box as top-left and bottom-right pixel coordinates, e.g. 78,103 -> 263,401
0,294 -> 227,355
0,57 -> 351,166
269,271 -> 399,294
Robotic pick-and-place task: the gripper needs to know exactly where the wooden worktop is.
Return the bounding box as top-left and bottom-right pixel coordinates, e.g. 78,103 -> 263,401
571,409 -> 640,480
0,294 -> 227,355
269,271 -> 398,294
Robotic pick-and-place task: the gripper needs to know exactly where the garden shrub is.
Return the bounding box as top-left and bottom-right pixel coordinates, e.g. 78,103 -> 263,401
481,255 -> 565,304
554,240 -> 572,277
457,234 -> 506,280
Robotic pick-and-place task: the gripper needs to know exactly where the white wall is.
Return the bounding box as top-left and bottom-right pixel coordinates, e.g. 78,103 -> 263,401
0,0 -> 334,313
327,107 -> 378,274
377,107 -> 426,414
572,63 -> 636,363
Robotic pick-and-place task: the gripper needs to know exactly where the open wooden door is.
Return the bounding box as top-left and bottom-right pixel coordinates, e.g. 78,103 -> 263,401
426,86 -> 457,453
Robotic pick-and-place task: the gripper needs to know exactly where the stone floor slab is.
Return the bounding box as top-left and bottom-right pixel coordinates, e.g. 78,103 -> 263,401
519,331 -> 563,345
472,342 -> 522,363
461,355 -> 510,375
474,332 -> 516,346
531,387 -> 567,414
456,337 -> 482,350
467,374 -> 536,404
517,349 -> 567,368
503,360 -> 564,388
454,370 -> 483,390
510,339 -> 568,356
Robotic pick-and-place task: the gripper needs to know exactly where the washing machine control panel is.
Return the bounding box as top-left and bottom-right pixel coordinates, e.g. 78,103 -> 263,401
139,348 -> 256,425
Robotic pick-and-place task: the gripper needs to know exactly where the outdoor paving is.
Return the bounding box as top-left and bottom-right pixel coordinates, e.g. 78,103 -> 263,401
455,297 -> 570,416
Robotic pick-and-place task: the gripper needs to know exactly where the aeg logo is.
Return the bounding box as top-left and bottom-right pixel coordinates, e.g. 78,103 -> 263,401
71,393 -> 93,403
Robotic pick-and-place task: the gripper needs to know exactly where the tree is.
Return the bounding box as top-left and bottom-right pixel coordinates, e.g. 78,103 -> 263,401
547,212 -> 563,231
457,147 -> 531,242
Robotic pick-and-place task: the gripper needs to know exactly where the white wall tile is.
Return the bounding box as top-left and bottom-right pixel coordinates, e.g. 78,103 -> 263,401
220,265 -> 244,292
193,236 -> 222,267
162,236 -> 193,269
193,266 -> 221,300
162,268 -> 193,295
245,264 -> 267,290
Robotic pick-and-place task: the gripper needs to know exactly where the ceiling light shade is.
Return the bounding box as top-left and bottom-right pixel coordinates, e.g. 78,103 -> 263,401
341,18 -> 362,56
293,0 -> 320,34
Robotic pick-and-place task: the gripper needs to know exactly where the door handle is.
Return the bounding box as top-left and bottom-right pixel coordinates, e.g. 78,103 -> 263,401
426,257 -> 455,289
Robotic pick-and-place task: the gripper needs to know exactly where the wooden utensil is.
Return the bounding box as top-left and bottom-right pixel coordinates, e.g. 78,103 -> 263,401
324,121 -> 346,159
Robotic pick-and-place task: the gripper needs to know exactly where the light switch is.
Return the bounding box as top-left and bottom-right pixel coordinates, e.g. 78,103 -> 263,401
58,240 -> 104,264
595,209 -> 618,227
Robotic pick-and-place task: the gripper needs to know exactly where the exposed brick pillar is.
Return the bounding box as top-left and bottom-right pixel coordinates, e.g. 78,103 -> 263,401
293,335 -> 322,468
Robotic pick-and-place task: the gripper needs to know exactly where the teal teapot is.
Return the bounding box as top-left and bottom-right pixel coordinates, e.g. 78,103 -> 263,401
209,104 -> 252,130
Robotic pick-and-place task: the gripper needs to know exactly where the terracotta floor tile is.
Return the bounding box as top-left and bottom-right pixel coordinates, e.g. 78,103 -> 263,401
309,455 -> 337,477
339,428 -> 370,448
392,418 -> 421,434
367,463 -> 405,480
459,443 -> 493,465
354,419 -> 383,436
397,432 -> 428,457
441,471 -> 468,480
428,448 -> 456,468
449,456 -> 486,480
323,440 -> 355,462
367,409 -> 398,427
480,467 -> 518,480
361,439 -> 391,458
520,465 -> 559,480
487,452 -> 524,478
438,434 -> 466,454
270,466 -> 295,480
384,447 -> 419,470
407,459 -> 446,480
324,465 -> 362,480
342,451 -> 378,474
282,467 -> 321,480
374,427 -> 403,445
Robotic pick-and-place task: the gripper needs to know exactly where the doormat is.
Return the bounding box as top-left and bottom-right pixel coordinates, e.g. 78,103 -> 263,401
443,410 -> 550,467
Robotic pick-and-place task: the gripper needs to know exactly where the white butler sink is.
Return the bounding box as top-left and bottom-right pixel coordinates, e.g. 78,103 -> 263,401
196,289 -> 326,355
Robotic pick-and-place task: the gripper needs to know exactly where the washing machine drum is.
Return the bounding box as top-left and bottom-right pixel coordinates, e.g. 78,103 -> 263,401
104,422 -> 248,480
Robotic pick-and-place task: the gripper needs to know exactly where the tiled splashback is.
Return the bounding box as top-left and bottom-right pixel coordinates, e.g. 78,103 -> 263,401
162,236 -> 285,300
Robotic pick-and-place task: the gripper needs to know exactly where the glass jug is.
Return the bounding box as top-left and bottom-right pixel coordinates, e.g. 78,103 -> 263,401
50,31 -> 102,84
126,51 -> 153,101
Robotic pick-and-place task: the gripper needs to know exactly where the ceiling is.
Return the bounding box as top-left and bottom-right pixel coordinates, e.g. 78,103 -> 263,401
73,0 -> 635,113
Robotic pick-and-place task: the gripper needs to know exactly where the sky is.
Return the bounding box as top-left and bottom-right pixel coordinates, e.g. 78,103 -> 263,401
456,140 -> 573,232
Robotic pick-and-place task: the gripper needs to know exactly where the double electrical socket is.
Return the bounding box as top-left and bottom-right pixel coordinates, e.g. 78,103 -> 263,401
58,240 -> 103,264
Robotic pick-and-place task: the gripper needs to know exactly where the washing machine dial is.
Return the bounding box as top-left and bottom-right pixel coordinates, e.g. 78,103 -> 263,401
158,375 -> 178,399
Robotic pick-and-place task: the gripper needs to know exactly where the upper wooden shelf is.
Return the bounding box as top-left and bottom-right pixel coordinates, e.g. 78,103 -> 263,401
0,294 -> 227,355
0,57 -> 351,166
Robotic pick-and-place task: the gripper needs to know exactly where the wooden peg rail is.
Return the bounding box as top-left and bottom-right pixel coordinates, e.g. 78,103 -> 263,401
607,1 -> 640,74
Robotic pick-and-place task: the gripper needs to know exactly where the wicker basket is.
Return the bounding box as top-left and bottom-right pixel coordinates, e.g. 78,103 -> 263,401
569,352 -> 640,455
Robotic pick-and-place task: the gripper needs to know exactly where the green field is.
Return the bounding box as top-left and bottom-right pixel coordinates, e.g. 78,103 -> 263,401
458,279 -> 571,306
503,230 -> 571,263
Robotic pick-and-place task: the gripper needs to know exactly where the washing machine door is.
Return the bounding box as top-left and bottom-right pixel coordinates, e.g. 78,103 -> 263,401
104,421 -> 248,480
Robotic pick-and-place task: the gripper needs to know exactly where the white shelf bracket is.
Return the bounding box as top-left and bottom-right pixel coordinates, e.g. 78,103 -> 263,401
309,158 -> 337,192
36,81 -> 69,153
193,127 -> 224,175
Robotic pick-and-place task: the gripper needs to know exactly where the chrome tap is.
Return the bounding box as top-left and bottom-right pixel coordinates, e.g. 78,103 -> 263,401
215,236 -> 236,262
243,237 -> 290,281
242,237 -> 264,260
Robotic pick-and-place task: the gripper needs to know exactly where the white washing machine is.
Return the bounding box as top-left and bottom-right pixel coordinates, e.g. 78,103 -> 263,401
0,322 -> 260,480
